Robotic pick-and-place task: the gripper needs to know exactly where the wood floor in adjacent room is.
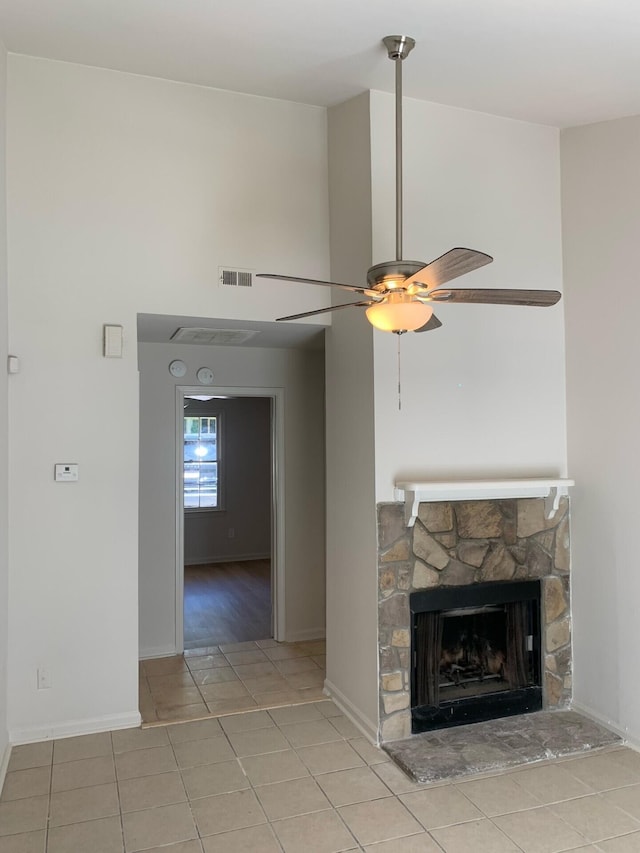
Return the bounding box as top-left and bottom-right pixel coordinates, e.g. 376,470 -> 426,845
183,559 -> 272,649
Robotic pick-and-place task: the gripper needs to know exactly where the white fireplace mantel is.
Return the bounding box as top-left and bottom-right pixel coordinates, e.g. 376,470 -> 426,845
394,478 -> 575,527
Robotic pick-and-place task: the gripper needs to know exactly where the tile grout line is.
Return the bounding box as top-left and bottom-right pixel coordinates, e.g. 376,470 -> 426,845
110,730 -> 128,853
483,812 -> 533,853
164,716 -> 205,853
45,743 -> 54,853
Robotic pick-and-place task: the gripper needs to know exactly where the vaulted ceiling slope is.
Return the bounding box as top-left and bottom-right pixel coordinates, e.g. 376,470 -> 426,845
0,0 -> 639,127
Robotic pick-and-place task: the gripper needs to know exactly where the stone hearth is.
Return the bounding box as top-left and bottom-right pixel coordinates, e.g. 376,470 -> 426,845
384,709 -> 620,784
377,497 -> 571,742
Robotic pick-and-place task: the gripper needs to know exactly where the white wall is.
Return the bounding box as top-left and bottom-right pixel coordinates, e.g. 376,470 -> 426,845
183,396 -> 271,565
325,94 -> 380,740
0,38 -> 9,766
561,115 -> 640,742
370,92 -> 567,500
2,48 -> 571,745
138,341 -> 325,657
6,55 -> 329,739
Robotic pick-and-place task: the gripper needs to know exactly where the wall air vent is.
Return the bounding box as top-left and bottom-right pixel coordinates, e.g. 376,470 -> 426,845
219,266 -> 253,288
170,328 -> 260,346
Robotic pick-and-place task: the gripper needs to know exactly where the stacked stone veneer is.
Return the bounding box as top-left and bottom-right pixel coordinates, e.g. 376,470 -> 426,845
377,497 -> 571,743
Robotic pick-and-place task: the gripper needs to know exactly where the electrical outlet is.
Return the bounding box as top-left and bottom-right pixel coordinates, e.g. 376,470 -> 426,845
37,667 -> 52,690
228,528 -> 235,539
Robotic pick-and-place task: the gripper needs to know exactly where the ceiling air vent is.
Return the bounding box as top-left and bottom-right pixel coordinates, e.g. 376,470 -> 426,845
219,266 -> 253,288
170,328 -> 260,345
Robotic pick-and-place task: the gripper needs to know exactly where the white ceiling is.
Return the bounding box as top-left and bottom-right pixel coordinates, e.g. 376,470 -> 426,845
1,0 -> 640,127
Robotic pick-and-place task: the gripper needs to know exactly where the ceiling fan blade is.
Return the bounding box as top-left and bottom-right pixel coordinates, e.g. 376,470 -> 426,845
276,301 -> 373,322
258,273 -> 378,298
428,288 -> 561,307
414,314 -> 443,333
404,248 -> 493,290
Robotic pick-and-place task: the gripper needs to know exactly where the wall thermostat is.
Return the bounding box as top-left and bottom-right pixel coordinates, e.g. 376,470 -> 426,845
169,360 -> 187,378
55,464 -> 79,482
196,367 -> 214,385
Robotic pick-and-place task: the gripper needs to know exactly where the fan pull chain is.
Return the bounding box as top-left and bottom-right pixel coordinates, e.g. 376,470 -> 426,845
397,332 -> 402,411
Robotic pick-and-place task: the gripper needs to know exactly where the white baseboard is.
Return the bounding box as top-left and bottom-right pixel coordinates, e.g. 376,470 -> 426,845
184,553 -> 270,566
323,678 -> 378,745
571,701 -> 639,750
139,645 -> 178,661
10,710 -> 142,745
285,628 -> 326,643
0,738 -> 11,793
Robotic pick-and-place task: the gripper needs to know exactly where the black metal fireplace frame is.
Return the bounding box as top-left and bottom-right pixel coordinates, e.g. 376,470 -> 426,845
411,580 -> 542,733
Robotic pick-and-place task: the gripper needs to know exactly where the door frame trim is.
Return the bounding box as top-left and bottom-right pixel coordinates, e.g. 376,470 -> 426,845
175,385 -> 285,652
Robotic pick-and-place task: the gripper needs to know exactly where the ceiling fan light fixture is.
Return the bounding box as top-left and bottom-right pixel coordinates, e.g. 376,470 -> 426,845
366,292 -> 433,333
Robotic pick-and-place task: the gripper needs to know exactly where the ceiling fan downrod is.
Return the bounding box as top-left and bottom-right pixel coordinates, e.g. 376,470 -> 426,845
382,35 -> 415,263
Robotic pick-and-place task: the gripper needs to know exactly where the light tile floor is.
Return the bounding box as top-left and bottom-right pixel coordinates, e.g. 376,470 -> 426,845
140,640 -> 327,724
2,700 -> 640,852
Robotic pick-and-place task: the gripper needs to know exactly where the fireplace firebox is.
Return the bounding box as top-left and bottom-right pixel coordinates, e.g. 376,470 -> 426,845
411,580 -> 542,733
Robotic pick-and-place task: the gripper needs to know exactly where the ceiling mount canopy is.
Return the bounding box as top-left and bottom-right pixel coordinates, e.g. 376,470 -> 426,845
382,34 -> 415,61
257,35 -> 561,335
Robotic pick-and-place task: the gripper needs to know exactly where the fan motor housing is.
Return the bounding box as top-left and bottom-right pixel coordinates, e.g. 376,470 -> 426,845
367,259 -> 426,290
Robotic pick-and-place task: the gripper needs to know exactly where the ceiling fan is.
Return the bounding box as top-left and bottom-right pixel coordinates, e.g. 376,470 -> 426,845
257,35 -> 561,335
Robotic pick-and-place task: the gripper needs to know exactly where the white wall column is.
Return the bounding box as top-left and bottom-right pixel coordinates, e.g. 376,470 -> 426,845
325,93 -> 380,740
562,115 -> 640,743
0,37 -> 10,768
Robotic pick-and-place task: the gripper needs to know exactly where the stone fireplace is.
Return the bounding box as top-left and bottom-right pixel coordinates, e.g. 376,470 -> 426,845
377,495 -> 571,742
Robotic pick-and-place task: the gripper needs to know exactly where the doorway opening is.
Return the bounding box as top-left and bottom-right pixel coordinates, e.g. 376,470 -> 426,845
175,386 -> 285,653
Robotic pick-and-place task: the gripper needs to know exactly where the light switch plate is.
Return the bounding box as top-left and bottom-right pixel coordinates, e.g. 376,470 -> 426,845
103,324 -> 123,358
